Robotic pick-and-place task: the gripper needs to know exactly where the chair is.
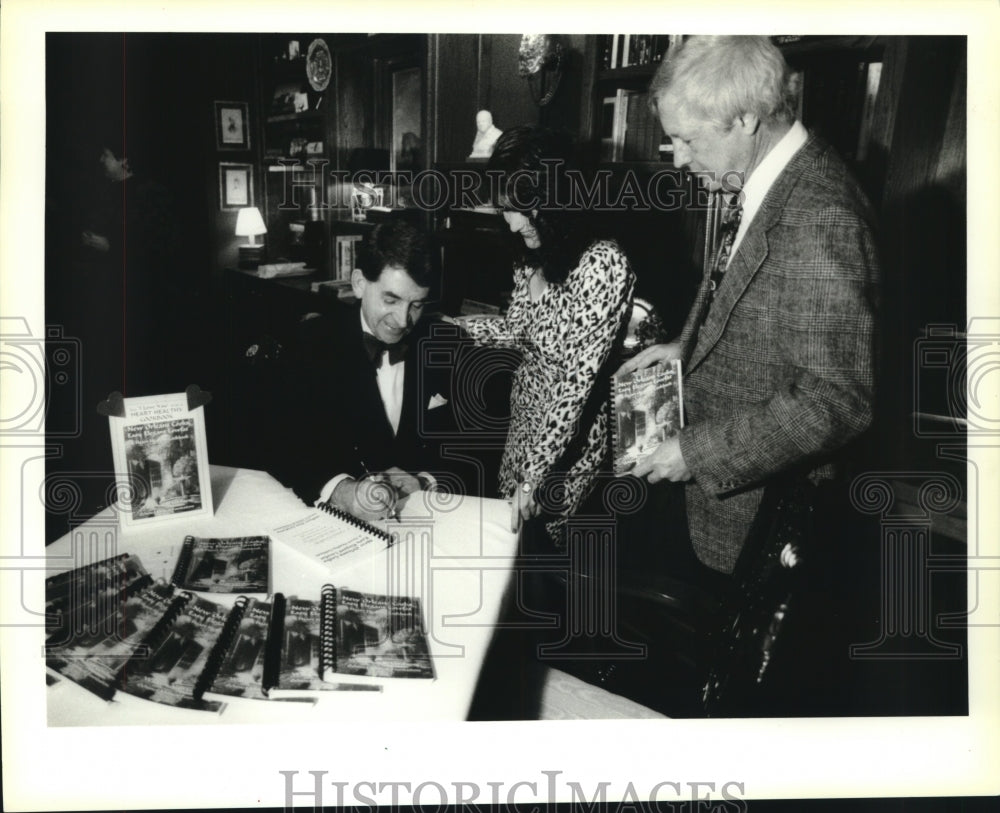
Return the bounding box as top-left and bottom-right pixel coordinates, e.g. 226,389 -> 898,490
551,476 -> 822,718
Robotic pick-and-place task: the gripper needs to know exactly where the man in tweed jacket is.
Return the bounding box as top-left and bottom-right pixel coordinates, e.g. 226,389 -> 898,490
619,36 -> 879,575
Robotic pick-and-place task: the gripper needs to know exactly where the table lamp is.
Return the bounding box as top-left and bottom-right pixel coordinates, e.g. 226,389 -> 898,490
235,206 -> 267,270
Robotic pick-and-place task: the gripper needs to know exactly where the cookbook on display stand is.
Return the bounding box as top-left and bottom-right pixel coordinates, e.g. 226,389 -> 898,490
102,387 -> 214,529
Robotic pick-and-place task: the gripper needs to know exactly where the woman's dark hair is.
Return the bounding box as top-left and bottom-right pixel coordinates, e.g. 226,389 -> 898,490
487,125 -> 592,285
358,219 -> 436,290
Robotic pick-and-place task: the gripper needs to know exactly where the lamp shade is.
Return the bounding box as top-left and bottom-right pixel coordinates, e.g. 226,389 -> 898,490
235,206 -> 267,237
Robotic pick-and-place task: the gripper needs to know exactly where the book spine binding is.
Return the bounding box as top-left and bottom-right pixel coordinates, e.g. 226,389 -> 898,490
114,590 -> 193,689
609,374 -> 623,473
169,536 -> 195,587
674,359 -> 685,428
261,593 -> 286,695
44,572 -> 155,651
315,501 -> 393,545
320,584 -> 337,680
193,596 -> 249,700
45,552 -> 130,594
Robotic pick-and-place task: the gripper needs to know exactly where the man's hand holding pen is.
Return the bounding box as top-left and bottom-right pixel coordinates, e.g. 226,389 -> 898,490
330,471 -> 403,523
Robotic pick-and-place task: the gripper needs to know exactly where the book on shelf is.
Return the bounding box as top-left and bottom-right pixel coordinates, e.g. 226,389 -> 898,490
268,501 -> 396,577
604,88 -> 662,162
170,535 -> 270,594
335,233 -> 363,281
611,359 -> 684,475
622,91 -> 661,162
602,34 -> 675,70
601,88 -> 633,162
107,391 -> 213,529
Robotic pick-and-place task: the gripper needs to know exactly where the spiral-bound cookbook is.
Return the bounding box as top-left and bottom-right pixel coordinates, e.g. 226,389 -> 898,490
611,359 -> 684,475
170,535 -> 270,593
203,585 -> 432,699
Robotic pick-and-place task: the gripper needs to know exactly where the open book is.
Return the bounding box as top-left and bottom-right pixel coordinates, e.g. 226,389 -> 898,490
268,502 -> 396,575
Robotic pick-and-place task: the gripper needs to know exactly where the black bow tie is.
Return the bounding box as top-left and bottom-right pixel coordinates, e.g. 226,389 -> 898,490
362,332 -> 407,366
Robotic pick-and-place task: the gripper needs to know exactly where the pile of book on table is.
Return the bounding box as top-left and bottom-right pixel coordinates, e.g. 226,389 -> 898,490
45,543 -> 434,714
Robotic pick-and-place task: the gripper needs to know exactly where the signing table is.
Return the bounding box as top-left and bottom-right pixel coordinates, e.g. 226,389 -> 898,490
46,465 -> 518,725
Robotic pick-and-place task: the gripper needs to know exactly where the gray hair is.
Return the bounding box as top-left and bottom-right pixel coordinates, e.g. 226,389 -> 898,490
649,36 -> 797,129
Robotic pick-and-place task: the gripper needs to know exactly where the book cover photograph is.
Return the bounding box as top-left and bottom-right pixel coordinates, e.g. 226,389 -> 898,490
45,553 -> 150,636
114,592 -> 226,712
611,359 -> 684,475
264,594 -> 333,695
204,597 -> 271,700
107,392 -> 214,528
171,535 -> 270,593
328,587 -> 434,680
45,581 -> 178,702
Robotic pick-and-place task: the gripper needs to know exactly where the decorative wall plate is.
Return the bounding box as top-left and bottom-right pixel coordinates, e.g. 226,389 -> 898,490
306,38 -> 332,92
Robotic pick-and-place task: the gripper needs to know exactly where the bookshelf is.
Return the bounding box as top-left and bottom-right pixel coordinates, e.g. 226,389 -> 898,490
258,34 -> 339,276
590,34 -> 681,165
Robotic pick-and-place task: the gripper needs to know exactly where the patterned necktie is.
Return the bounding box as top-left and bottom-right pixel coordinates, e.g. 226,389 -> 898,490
362,332 -> 407,366
708,193 -> 743,300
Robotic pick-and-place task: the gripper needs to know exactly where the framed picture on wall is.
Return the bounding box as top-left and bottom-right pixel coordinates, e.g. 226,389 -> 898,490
218,162 -> 254,210
215,100 -> 250,150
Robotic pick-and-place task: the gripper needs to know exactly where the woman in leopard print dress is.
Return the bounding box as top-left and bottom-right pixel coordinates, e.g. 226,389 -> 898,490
454,126 -> 635,544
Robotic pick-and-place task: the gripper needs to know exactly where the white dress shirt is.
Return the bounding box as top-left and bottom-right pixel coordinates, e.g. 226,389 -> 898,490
362,312 -> 405,435
316,311 -> 406,506
729,120 -> 809,261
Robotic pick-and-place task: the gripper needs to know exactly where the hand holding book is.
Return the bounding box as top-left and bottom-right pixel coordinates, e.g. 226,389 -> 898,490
614,341 -> 682,377
611,355 -> 685,477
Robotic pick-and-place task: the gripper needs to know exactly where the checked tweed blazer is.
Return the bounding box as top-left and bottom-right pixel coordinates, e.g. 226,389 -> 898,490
676,135 -> 880,573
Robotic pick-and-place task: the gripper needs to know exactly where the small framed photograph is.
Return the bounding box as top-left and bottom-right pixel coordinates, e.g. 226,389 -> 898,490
219,163 -> 254,210
215,100 -> 250,150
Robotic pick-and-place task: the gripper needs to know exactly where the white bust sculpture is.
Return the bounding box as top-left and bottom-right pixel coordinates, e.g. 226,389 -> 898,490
469,110 -> 502,159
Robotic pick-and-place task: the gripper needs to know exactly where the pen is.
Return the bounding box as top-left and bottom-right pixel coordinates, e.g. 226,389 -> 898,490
358,459 -> 400,522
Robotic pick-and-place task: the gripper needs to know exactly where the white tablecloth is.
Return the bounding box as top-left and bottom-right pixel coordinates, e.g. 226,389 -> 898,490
45,465 -> 519,725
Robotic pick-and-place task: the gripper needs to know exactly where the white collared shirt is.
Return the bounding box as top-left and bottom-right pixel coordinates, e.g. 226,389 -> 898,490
361,310 -> 404,435
315,312 -> 406,507
729,120 -> 809,260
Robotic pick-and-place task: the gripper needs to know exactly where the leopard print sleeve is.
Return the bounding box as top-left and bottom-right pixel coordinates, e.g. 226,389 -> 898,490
520,241 -> 635,487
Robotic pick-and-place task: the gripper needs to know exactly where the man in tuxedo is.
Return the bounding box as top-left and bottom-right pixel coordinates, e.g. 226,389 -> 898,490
277,221 -> 465,519
619,36 -> 879,580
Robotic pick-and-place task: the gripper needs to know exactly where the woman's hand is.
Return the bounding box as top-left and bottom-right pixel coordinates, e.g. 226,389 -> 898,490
510,481 -> 540,533
615,341 -> 682,377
